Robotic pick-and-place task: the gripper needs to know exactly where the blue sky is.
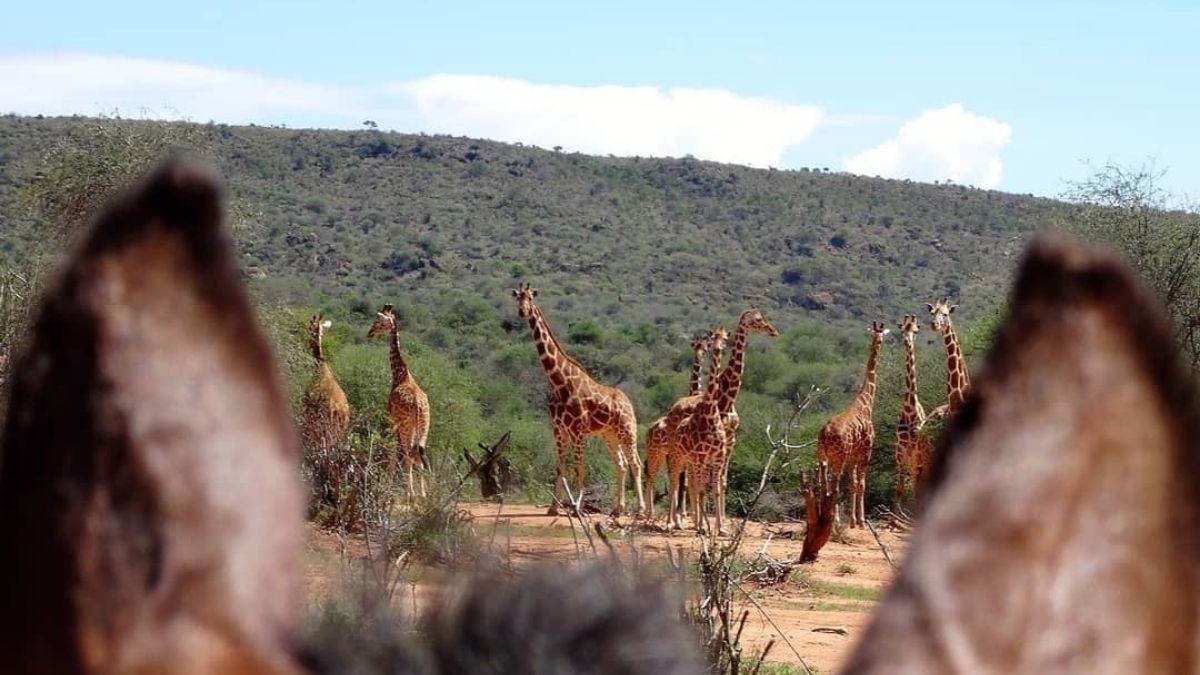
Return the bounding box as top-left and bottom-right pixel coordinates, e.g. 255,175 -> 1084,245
2,1 -> 1196,198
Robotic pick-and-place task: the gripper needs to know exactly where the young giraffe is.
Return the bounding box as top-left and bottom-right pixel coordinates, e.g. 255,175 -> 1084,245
926,297 -> 971,419
643,332 -> 711,520
300,314 -> 351,452
512,283 -> 645,516
892,314 -> 930,507
647,308 -> 779,526
667,325 -> 728,533
367,305 -> 431,503
817,321 -> 888,528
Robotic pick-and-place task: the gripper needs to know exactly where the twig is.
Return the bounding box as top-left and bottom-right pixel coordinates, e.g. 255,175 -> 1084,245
865,518 -> 898,570
729,577 -> 816,675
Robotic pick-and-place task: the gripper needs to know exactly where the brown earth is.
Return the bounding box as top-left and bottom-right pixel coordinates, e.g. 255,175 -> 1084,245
303,501 -> 908,674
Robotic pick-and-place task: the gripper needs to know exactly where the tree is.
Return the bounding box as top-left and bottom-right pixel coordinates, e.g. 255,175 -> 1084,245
1060,162 -> 1200,368
20,113 -> 215,241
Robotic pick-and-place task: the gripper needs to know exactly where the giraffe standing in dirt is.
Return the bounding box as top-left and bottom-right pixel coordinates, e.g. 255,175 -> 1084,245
644,333 -> 710,519
513,283 -> 645,516
300,314 -> 350,452
368,304 -> 431,503
893,314 -> 930,506
817,322 -> 888,528
646,308 -> 778,526
667,326 -> 728,533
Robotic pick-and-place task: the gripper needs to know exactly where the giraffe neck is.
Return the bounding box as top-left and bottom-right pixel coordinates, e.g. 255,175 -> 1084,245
715,323 -> 750,413
701,339 -> 725,416
901,335 -> 922,423
526,305 -> 587,391
857,337 -> 882,411
942,324 -> 970,413
688,345 -> 706,397
388,325 -> 410,385
309,330 -> 324,363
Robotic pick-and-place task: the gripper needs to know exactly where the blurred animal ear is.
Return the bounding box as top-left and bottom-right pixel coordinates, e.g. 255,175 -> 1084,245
949,304 -> 958,314
321,320 -> 332,329
0,161 -> 305,675
511,289 -> 519,298
844,237 -> 1200,674
532,289 -> 539,298
925,303 -> 935,312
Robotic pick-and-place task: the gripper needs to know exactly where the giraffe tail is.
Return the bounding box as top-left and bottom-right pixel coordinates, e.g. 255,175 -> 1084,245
418,446 -> 431,472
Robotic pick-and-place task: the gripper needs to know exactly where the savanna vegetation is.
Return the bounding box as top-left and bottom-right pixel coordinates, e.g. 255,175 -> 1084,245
2,113 -> 1191,519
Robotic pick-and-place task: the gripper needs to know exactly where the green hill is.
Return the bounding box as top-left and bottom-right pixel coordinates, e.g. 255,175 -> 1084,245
0,114 -> 1055,512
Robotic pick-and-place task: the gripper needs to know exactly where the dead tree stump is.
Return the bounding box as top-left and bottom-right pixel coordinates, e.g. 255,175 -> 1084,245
800,460 -> 838,563
464,432 -> 514,501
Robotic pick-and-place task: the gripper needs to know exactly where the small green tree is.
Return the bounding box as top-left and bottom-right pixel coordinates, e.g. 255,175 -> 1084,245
1060,163 -> 1200,368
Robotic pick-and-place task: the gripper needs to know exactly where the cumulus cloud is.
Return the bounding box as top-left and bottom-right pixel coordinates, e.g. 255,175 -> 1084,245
0,53 -> 361,124
0,53 -> 823,167
399,74 -> 823,167
843,104 -> 1012,188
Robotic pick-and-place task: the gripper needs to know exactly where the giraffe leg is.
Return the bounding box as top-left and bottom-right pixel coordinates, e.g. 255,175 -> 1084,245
666,454 -> 685,531
549,428 -> 569,516
644,444 -> 663,520
690,465 -> 706,535
418,446 -> 428,499
609,439 -> 628,518
572,432 -> 586,512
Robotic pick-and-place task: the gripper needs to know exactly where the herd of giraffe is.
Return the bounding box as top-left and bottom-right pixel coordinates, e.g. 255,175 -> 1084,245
303,263 -> 973,529
12,159 -> 1200,674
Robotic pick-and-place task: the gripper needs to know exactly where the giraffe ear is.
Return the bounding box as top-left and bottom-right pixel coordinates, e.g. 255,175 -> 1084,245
532,289 -> 539,298
844,237 -> 1200,674
925,303 -> 935,312
511,289 -> 519,298
321,320 -> 332,329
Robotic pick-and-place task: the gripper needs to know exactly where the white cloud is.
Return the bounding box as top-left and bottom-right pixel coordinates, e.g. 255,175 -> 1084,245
399,74 -> 823,167
843,104 -> 1013,188
0,53 -> 823,167
0,53 -> 361,124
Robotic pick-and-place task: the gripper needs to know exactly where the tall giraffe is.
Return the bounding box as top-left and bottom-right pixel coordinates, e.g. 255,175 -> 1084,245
667,326 -> 728,533
300,314 -> 351,453
926,297 -> 971,418
817,321 -> 888,528
512,283 -> 645,516
367,304 -> 431,503
892,314 -> 930,507
645,308 -> 778,525
643,333 -> 711,520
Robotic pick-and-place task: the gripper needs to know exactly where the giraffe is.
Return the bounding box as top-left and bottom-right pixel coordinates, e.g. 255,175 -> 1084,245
926,297 -> 971,419
892,314 -> 930,507
367,304 -> 432,503
817,321 -> 888,528
646,308 -> 779,526
667,325 -> 728,533
512,283 -> 645,516
300,314 -> 351,452
643,332 -> 711,520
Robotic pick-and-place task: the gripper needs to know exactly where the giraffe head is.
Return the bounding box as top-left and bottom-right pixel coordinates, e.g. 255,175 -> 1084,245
739,306 -> 780,337
691,333 -> 710,358
926,297 -> 957,336
898,314 -> 920,343
512,282 -> 539,320
367,304 -> 397,338
309,313 -> 332,340
710,325 -> 729,352
870,320 -> 891,344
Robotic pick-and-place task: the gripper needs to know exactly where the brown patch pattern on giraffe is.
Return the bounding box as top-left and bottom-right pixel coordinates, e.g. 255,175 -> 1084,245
513,283 -> 645,516
667,325 -> 728,533
817,321 -> 888,528
368,304 -> 431,503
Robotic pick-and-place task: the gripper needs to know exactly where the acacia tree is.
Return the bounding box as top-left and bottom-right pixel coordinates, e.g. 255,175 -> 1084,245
1060,163 -> 1200,368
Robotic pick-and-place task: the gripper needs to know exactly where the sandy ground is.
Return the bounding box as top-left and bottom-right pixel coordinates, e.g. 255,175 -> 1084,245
303,501 -> 908,674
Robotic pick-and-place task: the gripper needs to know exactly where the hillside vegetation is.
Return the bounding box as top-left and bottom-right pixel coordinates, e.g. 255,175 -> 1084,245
0,114 -> 1053,511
